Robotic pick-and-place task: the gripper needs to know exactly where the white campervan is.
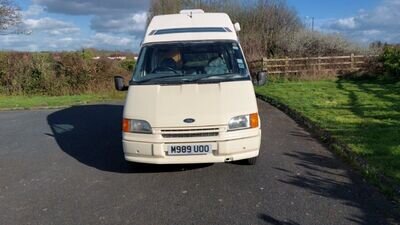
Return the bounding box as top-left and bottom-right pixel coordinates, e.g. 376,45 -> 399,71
114,9 -> 266,165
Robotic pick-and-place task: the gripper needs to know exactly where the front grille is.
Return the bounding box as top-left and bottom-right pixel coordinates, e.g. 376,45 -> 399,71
161,128 -> 219,132
162,132 -> 219,138
160,127 -> 220,138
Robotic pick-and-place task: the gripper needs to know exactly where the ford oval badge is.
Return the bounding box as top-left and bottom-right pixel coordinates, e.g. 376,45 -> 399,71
184,118 -> 195,123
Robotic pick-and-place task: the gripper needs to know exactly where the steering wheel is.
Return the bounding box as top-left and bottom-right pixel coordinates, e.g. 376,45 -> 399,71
151,66 -> 178,74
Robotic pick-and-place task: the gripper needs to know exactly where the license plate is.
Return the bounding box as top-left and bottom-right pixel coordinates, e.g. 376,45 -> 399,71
167,144 -> 212,155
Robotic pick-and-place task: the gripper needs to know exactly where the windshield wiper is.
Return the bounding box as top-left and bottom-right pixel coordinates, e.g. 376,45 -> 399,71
190,73 -> 237,82
133,73 -> 245,84
133,74 -> 185,84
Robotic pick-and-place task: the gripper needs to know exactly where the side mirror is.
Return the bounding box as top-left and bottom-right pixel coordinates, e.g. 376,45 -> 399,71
114,76 -> 128,91
234,22 -> 241,32
254,71 -> 267,86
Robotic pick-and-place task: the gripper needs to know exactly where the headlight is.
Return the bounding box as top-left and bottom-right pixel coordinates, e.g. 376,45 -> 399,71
123,119 -> 152,134
228,113 -> 259,131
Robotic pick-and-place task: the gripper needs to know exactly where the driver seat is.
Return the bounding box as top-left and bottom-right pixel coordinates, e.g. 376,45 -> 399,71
160,58 -> 178,70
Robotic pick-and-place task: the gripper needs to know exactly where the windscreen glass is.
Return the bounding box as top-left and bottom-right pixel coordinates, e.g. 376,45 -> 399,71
132,41 -> 249,84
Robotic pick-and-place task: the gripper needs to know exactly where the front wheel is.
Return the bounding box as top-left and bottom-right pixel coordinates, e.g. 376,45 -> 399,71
245,157 -> 257,165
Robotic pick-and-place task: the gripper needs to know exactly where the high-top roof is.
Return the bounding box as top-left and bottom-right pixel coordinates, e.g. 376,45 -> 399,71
143,10 -> 238,44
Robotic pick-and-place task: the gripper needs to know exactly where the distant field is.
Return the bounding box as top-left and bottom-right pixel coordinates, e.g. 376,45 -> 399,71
0,92 -> 126,110
256,78 -> 400,189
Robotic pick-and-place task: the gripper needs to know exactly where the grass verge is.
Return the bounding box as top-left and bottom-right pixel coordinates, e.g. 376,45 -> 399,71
0,92 -> 126,110
256,78 -> 400,199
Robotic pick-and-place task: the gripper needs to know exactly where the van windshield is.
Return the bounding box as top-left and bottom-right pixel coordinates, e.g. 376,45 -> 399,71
132,41 -> 249,84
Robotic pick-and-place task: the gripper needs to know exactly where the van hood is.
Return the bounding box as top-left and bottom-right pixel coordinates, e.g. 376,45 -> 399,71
123,80 -> 258,128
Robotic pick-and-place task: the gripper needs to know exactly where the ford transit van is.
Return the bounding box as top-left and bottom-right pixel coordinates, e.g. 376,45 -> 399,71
114,9 -> 266,165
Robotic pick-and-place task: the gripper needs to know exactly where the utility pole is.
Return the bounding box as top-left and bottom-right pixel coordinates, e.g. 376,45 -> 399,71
304,16 -> 315,31
311,17 -> 314,32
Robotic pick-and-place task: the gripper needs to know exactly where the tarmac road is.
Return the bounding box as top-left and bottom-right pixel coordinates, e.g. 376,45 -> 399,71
0,100 -> 398,225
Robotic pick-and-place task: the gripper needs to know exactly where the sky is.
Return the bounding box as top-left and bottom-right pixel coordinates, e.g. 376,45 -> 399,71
0,0 -> 399,52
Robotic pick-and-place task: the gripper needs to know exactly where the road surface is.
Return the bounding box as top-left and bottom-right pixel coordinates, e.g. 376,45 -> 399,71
0,100 -> 398,225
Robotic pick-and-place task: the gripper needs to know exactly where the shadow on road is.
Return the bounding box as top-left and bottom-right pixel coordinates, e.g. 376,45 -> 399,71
276,151 -> 399,225
46,104 -> 211,173
258,213 -> 300,225
256,99 -> 399,224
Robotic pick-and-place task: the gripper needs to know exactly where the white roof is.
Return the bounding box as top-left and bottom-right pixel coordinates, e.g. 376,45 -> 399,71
143,10 -> 238,44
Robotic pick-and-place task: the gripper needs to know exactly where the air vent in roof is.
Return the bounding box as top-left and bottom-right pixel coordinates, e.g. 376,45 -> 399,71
150,27 -> 232,35
180,9 -> 205,15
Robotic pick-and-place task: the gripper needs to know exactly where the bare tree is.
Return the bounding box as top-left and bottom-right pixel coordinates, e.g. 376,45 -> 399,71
0,0 -> 21,31
147,0 -> 302,59
147,0 -> 366,58
287,30 -> 367,57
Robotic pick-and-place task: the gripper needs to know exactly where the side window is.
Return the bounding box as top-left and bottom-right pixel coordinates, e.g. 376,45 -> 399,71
144,48 -> 156,76
232,45 -> 247,74
222,47 -> 233,72
133,48 -> 146,79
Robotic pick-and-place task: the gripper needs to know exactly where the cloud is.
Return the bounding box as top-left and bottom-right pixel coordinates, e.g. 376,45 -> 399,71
322,0 -> 400,43
0,34 -> 82,51
331,17 -> 356,30
1,0 -> 144,51
33,0 -> 149,15
1,31 -> 138,52
23,17 -> 80,35
84,33 -> 139,50
90,11 -> 147,34
22,5 -> 45,18
33,0 -> 149,34
0,3 -> 82,51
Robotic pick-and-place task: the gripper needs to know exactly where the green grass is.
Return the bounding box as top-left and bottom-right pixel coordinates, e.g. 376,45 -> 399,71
0,92 -> 126,110
256,78 -> 400,187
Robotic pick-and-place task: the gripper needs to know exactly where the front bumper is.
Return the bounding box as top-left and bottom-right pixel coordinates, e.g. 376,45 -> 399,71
122,128 -> 261,164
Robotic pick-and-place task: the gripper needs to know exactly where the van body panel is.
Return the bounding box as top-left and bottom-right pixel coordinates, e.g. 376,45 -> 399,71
120,10 -> 263,164
123,134 -> 260,164
144,13 -> 237,44
123,80 -> 258,128
123,125 -> 260,143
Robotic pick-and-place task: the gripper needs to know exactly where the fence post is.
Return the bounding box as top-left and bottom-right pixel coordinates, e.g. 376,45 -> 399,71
285,57 -> 289,76
317,56 -> 321,72
350,53 -> 354,70
262,57 -> 267,72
